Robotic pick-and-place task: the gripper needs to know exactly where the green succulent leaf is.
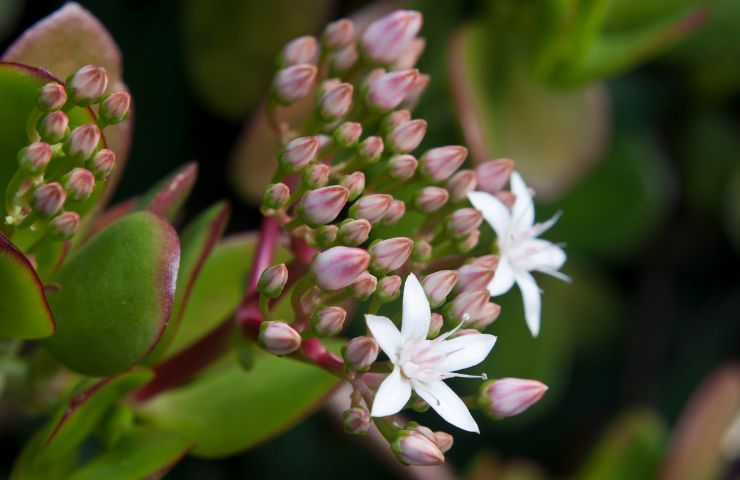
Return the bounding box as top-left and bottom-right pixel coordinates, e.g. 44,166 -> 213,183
0,233 -> 55,338
43,212 -> 180,376
136,163 -> 198,221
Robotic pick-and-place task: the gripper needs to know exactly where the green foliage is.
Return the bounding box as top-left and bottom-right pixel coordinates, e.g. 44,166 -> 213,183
135,163 -> 198,221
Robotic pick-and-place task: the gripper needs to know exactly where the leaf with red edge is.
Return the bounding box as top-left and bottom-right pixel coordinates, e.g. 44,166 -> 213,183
137,163 -> 198,221
0,233 -> 55,339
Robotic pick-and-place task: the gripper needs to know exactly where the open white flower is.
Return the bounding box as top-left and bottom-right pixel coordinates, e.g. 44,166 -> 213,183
366,274 -> 497,433
467,172 -> 568,337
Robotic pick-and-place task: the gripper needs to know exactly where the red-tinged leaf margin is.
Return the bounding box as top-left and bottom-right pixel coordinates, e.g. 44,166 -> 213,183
141,163 -> 198,220
84,197 -> 138,240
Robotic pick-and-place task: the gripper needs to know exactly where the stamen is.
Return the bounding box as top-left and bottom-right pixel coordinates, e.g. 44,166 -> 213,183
433,314 -> 469,343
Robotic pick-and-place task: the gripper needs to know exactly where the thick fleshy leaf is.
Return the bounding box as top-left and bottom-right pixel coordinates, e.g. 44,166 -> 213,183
68,427 -> 191,480
43,212 -> 180,376
0,233 -> 55,338
138,351 -> 340,457
136,163 -> 198,221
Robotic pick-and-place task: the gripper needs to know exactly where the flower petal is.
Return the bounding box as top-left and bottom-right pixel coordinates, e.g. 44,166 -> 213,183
413,380 -> 479,433
467,191 -> 511,237
510,172 -> 534,231
487,255 -> 515,296
401,273 -> 431,342
516,239 -> 567,273
514,270 -> 542,337
371,366 -> 412,417
366,314 -> 403,362
435,333 -> 497,373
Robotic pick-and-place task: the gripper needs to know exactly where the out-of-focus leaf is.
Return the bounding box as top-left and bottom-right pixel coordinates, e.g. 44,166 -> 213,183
68,427 -> 191,480
604,0 -> 701,31
725,165 -> 740,254
0,0 -> 23,41
136,163 -> 198,221
577,409 -> 668,480
43,212 -> 180,376
467,452 -> 547,480
182,0 -> 330,119
659,364 -> 740,480
0,233 -> 55,339
138,350 -> 340,458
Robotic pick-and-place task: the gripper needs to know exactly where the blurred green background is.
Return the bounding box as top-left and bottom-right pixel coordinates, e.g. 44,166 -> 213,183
1,0 -> 738,478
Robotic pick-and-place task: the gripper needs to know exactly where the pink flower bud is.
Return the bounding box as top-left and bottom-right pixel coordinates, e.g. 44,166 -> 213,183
280,136 -> 319,172
62,168 -> 95,201
315,224 -> 339,247
99,91 -> 132,124
342,336 -> 379,370
366,69 -> 419,112
303,164 -> 330,189
472,254 -> 499,269
446,208 -> 483,238
467,302 -> 501,329
422,270 -> 459,307
413,239 -> 432,262
273,64 -> 318,104
316,134 -> 334,152
447,290 -> 489,322
343,406 -> 370,435
476,159 -> 515,193
37,111 -> 70,143
312,246 -> 370,291
64,124 -> 100,160
91,149 -> 116,179
298,185 -> 349,226
457,230 -> 480,253
333,121 -> 362,147
383,109 -> 411,132
414,186 -> 449,213
340,171 -> 365,201
392,430 -> 444,466
67,65 -> 108,105
338,218 -> 371,246
395,38 -> 426,70
434,431 -> 454,453
17,142 -> 52,175
420,146 -> 468,182
281,35 -> 318,66
262,182 -> 291,210
351,271 -> 377,301
402,73 -> 430,109
319,82 -> 353,120
323,19 -> 354,49
349,194 -> 392,224
298,286 -> 324,315
376,275 -> 402,303
330,44 -> 359,73
382,199 -> 406,225
496,191 -> 516,209
259,321 -> 302,356
361,10 -> 423,64
357,136 -> 384,163
34,182 -> 66,217
428,312 -> 443,337
387,119 -> 426,153
479,378 -> 548,419
311,306 -> 347,337
258,264 -> 288,298
457,263 -> 495,293
369,237 -> 413,273
446,169 -> 477,202
37,82 -> 67,111
387,154 -> 418,181
49,211 -> 80,239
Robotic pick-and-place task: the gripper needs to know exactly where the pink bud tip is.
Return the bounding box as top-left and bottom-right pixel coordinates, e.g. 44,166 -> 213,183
50,211 -> 80,238
448,290 -> 489,322
392,430 -> 444,466
387,154 -> 418,181
38,111 -> 70,143
472,254 -> 499,270
480,378 -> 548,419
320,82 -> 354,120
349,194 -> 393,224
383,109 -> 412,132
280,136 -> 319,172
298,185 -> 349,226
377,274 -> 402,303
340,171 -> 366,200
446,169 -> 477,202
259,321 -> 302,356
433,431 -> 454,453
330,44 -> 359,73
457,230 -> 480,253
263,182 -> 291,210
312,246 -> 371,291
351,271 -> 378,300
91,149 -> 116,179
343,406 -> 370,435
68,65 -> 109,105
65,124 -> 101,160
361,10 -> 423,65
423,270 -> 459,307
421,146 -> 468,182
456,262 -> 495,293
382,199 -> 406,225
428,312 -> 444,337
496,191 -> 516,209
34,182 -> 66,217
311,306 -> 347,337
367,69 -> 419,112
358,136 -> 384,163
17,142 -> 52,175
395,38 -> 426,70
99,91 -> 132,124
468,302 -> 501,329
63,168 -> 95,201
388,119 -> 427,153
415,186 -> 449,213
338,218 -> 372,246
281,35 -> 318,66
303,164 -> 330,189
333,121 -> 362,147
273,64 -> 318,104
323,19 -> 354,49
342,336 -> 379,370
315,224 -> 339,247
37,82 -> 67,111
258,264 -> 289,298
446,208 -> 483,238
369,237 -> 414,273
476,159 -> 515,194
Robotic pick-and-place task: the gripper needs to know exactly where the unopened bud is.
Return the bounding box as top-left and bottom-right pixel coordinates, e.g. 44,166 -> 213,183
446,208 -> 483,238
333,121 -> 362,147
64,124 -> 100,160
319,83 -> 353,120
338,218 -> 371,246
62,168 -> 95,201
315,224 -> 339,247
34,182 -> 66,217
472,254 -> 499,269
340,171 -> 365,200
376,275 -> 402,303
446,290 -> 489,323
402,73 -> 430,109
37,111 -> 69,143
312,246 -> 370,291
99,91 -> 131,124
428,313 -> 443,337
299,286 -> 324,315
476,159 -> 515,193
351,271 -> 377,301
422,270 -> 458,307
263,182 -> 291,210
303,164 -> 330,189
362,10 -> 423,65
311,306 -> 347,336
382,109 -> 411,133
298,185 -> 349,226
280,35 -> 318,66
280,136 -> 319,172
392,430 -> 444,466
343,406 -> 370,435
387,154 -> 418,181
273,64 -> 317,104
457,263 -> 495,293
413,239 -> 432,262
357,136 -> 384,163
91,148 -> 116,178
67,65 -> 108,105
434,431 -> 453,453
414,186 -> 449,213
382,200 -> 406,225
446,169 -> 477,202
496,191 -> 516,209
420,146 -> 467,182
258,264 -> 288,298
395,38 -> 426,70
366,69 -> 419,112
369,237 -> 413,273
387,119 -> 426,153
342,336 -> 378,371
37,82 -> 67,111
468,302 -> 501,329
457,230 -> 480,253
323,19 -> 354,49
49,211 -> 80,239
330,44 -> 359,73
349,194 -> 392,224
18,142 -> 52,175
479,378 -> 548,419
258,321 -> 302,356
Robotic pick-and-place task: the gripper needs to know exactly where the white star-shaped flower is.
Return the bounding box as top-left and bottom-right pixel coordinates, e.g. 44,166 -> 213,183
366,274 -> 497,433
468,171 -> 568,337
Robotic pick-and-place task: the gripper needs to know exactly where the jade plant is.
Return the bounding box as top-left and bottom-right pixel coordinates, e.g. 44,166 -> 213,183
0,3 -> 586,477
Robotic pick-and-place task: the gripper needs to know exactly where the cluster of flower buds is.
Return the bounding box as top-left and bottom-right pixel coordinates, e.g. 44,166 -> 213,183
4,64 -> 130,243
